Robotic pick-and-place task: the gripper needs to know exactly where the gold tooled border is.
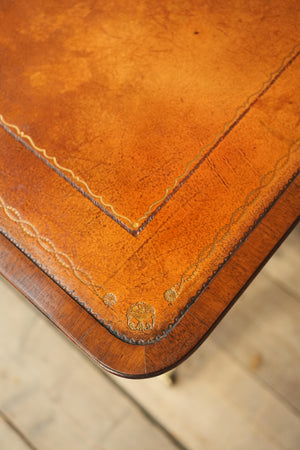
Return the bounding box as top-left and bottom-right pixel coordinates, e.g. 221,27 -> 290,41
0,138 -> 299,337
164,139 -> 300,303
0,196 -> 117,307
1,169 -> 298,345
0,44 -> 299,230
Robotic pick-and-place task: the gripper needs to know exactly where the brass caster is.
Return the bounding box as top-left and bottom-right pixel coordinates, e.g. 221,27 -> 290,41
160,369 -> 177,386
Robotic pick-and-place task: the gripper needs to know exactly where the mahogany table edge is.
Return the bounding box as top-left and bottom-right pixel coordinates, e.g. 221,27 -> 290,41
0,178 -> 299,379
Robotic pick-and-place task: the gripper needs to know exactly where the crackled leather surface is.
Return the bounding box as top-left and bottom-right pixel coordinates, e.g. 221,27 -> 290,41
0,0 -> 299,343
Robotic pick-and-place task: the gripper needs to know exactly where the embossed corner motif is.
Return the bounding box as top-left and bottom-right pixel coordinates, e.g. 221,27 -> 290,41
127,302 -> 155,331
103,292 -> 117,306
164,287 -> 178,303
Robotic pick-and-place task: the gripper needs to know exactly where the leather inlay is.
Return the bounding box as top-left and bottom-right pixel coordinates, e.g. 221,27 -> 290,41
0,0 -> 299,343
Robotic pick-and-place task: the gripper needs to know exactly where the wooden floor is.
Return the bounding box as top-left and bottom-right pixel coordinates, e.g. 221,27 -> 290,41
0,226 -> 299,450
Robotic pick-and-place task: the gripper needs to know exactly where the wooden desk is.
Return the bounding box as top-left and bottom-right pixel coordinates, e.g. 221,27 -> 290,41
0,0 -> 299,378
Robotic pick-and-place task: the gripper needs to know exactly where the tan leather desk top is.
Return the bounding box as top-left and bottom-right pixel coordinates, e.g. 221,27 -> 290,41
0,1 -> 299,362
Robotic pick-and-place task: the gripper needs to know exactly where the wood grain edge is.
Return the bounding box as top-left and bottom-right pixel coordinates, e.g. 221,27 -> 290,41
0,179 -> 299,378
